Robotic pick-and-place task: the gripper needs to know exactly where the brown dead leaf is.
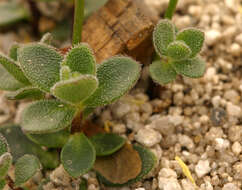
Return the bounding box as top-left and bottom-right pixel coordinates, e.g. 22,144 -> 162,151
80,120 -> 105,137
94,143 -> 142,184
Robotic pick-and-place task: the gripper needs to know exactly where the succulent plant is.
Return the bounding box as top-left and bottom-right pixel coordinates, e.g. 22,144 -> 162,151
149,19 -> 206,85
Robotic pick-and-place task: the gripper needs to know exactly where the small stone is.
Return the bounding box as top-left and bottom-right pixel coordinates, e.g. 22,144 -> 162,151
204,67 -> 216,81
200,181 -> 213,190
232,142 -> 242,155
195,160 -> 211,178
178,135 -> 194,151
150,116 -> 174,135
112,103 -> 131,118
214,138 -> 230,151
158,178 -> 182,190
181,179 -> 196,190
228,125 -> 242,142
135,188 -> 145,190
224,90 -> 240,104
211,96 -> 221,107
222,183 -> 239,190
112,123 -> 126,134
135,128 -> 162,147
210,108 -> 227,126
228,43 -> 241,56
159,168 -> 177,178
235,33 -> 242,45
205,30 -> 221,46
226,102 -> 241,117
168,115 -> 183,126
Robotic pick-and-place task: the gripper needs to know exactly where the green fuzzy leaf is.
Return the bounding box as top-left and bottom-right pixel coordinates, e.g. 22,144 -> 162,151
149,60 -> 177,85
0,179 -> 6,190
176,28 -> 204,57
97,145 -> 156,186
153,19 -> 176,56
0,153 -> 12,180
60,66 -> 71,81
40,33 -> 53,45
26,130 -> 70,148
9,43 -> 20,61
51,75 -> 98,105
0,1 -> 30,27
0,53 -> 30,85
171,56 -> 206,78
0,134 -> 9,156
0,125 -> 59,169
15,155 -> 41,187
167,41 -> 192,60
5,86 -> 45,100
84,56 -> 141,108
61,133 -> 96,178
21,100 -> 76,134
0,64 -> 25,91
90,133 -> 126,156
62,43 -> 96,75
18,43 -> 63,92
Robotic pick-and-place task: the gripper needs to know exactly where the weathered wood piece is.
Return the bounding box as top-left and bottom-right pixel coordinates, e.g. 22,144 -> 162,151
82,0 -> 158,63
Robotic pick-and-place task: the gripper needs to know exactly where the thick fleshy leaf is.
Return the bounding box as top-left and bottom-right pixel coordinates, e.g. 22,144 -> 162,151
9,43 -> 20,61
84,57 -> 141,108
0,134 -> 9,156
149,60 -> 177,85
0,64 -> 25,91
40,33 -> 53,45
60,66 -> 71,80
26,130 -> 70,148
167,41 -> 191,60
176,28 -> 204,57
0,1 -> 30,27
0,153 -> 12,180
0,125 -> 59,169
171,56 -> 206,78
90,133 -> 126,156
153,19 -> 176,56
61,133 -> 96,178
18,43 -> 63,92
94,144 -> 142,184
21,100 -> 76,134
0,53 -> 30,85
5,86 -> 45,100
62,43 -> 96,75
51,75 -> 98,105
97,145 -> 156,186
15,155 -> 41,187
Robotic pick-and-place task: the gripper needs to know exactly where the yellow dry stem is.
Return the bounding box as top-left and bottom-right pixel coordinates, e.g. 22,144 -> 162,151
175,156 -> 197,187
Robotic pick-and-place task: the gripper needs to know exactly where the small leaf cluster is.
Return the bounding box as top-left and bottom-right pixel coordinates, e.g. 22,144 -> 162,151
0,133 -> 42,188
149,19 -> 206,85
0,34 -> 156,186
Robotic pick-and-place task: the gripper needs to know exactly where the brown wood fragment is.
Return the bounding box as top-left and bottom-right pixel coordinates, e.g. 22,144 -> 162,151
82,0 -> 158,63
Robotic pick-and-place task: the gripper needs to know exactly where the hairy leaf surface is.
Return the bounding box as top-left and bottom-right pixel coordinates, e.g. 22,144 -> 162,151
176,28 -> 204,57
153,19 -> 175,56
62,43 -> 96,75
167,41 -> 191,60
18,43 -> 63,92
0,153 -> 12,180
51,75 -> 98,105
61,133 -> 96,178
84,57 -> 141,108
21,100 -> 76,134
15,155 -> 41,187
90,133 -> 126,156
149,60 -> 177,85
172,56 -> 206,78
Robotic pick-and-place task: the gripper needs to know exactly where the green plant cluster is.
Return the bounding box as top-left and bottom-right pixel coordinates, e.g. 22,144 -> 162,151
150,19 -> 206,85
0,133 -> 42,188
0,34 -> 156,188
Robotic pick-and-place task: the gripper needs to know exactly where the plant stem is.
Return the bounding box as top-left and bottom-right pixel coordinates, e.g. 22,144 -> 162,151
165,0 -> 179,20
72,0 -> 85,45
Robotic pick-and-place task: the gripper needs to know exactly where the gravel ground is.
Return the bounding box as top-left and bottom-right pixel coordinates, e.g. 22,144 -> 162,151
0,0 -> 242,189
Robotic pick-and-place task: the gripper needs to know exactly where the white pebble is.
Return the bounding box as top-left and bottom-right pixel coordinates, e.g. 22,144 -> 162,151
226,102 -> 241,117
135,128 -> 162,147
235,33 -> 242,45
205,30 -> 222,46
212,96 -> 221,107
214,138 -> 230,151
150,116 -> 174,135
159,168 -> 177,178
158,178 -> 182,190
232,142 -> 242,155
228,43 -> 241,57
195,160 -> 211,178
181,179 -> 196,190
222,183 -> 239,190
